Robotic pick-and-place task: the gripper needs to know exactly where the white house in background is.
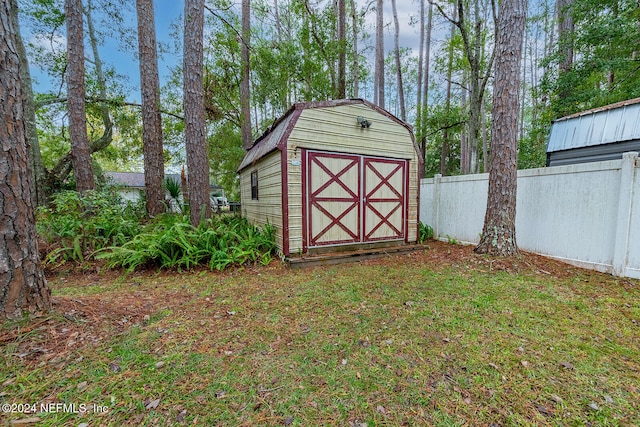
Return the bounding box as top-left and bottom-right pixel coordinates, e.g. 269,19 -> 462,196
104,171 -> 227,211
547,97 -> 640,166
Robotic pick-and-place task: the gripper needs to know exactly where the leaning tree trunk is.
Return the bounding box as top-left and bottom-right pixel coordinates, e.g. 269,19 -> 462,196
475,0 -> 527,256
1,0 -> 51,320
136,0 -> 165,217
183,0 -> 211,226
65,0 -> 95,193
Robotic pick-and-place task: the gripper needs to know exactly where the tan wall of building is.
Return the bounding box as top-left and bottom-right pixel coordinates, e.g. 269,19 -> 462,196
240,151 -> 285,253
285,104 -> 419,252
240,102 -> 420,256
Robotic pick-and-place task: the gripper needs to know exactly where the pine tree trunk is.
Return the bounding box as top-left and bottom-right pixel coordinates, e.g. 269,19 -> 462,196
1,0 -> 51,320
391,0 -> 405,121
557,0 -> 573,73
475,0 -> 527,256
136,0 -> 165,217
416,0 -> 424,130
240,0 -> 252,150
183,0 -> 211,226
375,0 -> 384,108
336,0 -> 346,98
9,0 -> 47,207
423,3 -> 432,110
351,0 -> 359,98
65,0 -> 95,193
421,2 -> 432,156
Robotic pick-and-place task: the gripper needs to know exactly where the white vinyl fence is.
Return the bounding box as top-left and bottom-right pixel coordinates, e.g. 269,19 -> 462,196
420,152 -> 640,279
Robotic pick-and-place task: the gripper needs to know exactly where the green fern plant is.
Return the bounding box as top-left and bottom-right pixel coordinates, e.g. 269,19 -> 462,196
96,214 -> 276,272
418,222 -> 434,243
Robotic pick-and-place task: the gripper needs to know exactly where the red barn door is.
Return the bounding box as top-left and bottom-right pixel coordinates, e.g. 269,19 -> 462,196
304,150 -> 407,249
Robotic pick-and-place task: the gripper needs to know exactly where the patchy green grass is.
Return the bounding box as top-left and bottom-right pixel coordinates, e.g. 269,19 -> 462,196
1,242 -> 639,426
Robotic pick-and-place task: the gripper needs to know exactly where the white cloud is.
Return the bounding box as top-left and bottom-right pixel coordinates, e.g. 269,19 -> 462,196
28,33 -> 67,54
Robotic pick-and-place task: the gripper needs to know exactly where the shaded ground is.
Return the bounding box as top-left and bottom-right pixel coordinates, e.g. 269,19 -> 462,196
1,241 -> 639,426
2,242 -> 580,363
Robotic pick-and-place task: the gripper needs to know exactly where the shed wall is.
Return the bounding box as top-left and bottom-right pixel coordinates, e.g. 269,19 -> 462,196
284,104 -> 419,253
547,140 -> 640,166
240,151 -> 285,253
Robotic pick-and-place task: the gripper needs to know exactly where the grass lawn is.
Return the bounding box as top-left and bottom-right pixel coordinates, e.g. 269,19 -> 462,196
1,241 -> 639,426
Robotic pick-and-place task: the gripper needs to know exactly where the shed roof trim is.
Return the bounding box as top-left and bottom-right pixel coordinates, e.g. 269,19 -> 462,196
237,99 -> 416,172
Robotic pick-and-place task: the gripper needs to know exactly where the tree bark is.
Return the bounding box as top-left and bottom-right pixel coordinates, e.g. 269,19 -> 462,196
351,0 -> 359,98
136,0 -> 165,217
9,0 -> 47,207
475,0 -> 527,256
240,0 -> 252,150
183,0 -> 211,226
65,0 -> 95,193
423,3 -> 432,113
374,0 -> 384,108
416,0 -> 424,132
391,0 -> 405,121
1,0 -> 51,320
556,0 -> 573,73
336,0 -> 346,98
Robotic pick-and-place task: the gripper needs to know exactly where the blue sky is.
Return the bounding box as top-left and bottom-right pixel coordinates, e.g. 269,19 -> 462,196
26,0 -> 425,104
27,1 -> 184,102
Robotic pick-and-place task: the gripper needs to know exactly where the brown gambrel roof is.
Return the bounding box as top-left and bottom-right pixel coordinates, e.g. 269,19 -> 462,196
237,98 -> 419,173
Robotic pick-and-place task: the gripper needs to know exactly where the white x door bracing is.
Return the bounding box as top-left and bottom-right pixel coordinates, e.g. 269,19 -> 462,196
304,150 -> 407,249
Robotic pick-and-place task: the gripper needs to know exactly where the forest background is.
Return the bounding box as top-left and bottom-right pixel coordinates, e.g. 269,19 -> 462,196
17,0 -> 640,201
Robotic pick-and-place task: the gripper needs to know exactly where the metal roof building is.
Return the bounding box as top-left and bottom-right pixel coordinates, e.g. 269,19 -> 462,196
546,97 -> 640,166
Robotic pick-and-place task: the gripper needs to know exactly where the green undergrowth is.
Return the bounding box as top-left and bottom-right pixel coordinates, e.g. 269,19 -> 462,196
2,252 -> 639,426
37,189 -> 276,272
37,189 -> 143,265
95,214 -> 276,271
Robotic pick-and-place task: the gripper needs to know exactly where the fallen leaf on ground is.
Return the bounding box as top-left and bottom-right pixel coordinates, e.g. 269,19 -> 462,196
145,398 -> 161,410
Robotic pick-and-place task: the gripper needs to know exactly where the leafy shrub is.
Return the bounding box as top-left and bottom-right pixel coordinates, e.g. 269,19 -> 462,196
418,222 -> 434,243
163,176 -> 183,213
37,189 -> 143,265
96,214 -> 276,271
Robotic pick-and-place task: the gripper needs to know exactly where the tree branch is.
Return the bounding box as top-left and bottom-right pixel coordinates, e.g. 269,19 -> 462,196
35,96 -> 185,121
425,120 -> 466,138
204,4 -> 252,50
428,0 -> 459,27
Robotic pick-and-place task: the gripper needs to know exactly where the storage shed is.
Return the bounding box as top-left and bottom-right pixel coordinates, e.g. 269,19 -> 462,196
237,99 -> 422,257
547,97 -> 640,166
